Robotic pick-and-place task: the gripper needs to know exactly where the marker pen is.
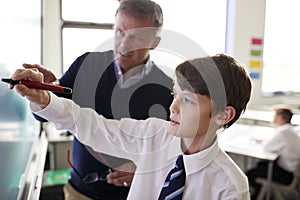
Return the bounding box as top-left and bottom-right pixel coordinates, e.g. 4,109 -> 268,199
1,78 -> 72,94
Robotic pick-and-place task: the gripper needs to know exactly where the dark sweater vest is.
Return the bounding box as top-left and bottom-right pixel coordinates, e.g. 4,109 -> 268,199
59,51 -> 173,199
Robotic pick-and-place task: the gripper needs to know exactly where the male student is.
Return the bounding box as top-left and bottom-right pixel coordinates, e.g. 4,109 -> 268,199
10,53 -> 252,199
246,107 -> 300,199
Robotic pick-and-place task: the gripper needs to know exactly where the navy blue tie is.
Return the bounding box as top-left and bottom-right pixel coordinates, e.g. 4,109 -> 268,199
158,155 -> 186,200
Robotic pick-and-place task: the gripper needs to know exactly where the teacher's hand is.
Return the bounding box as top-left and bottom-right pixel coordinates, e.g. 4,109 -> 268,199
23,63 -> 58,84
106,162 -> 136,187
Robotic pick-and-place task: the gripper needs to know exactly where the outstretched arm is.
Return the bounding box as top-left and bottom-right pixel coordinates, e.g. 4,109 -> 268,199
9,69 -> 131,156
9,68 -> 171,173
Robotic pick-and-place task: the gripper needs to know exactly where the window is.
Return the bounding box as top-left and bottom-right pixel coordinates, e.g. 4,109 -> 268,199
62,0 -> 118,23
61,0 -> 227,72
154,0 -> 226,55
0,0 -> 41,73
61,0 -> 118,71
62,28 -> 115,70
262,0 -> 300,95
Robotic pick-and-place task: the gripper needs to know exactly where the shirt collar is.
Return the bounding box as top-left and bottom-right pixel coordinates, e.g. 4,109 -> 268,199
183,138 -> 220,176
276,123 -> 292,132
166,136 -> 220,176
113,58 -> 153,81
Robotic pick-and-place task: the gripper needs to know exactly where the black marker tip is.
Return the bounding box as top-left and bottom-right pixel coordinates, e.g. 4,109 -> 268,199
1,78 -> 19,85
1,78 -> 11,84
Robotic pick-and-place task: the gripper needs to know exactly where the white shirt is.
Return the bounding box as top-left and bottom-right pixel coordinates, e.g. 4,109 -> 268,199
32,93 -> 250,200
264,124 -> 300,172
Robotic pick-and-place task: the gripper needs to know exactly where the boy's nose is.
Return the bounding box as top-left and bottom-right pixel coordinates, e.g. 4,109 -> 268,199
169,100 -> 179,114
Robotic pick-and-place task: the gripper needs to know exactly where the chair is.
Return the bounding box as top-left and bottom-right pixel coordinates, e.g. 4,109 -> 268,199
256,158 -> 300,200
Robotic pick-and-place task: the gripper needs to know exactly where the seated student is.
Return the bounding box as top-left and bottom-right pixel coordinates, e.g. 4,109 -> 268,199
246,107 -> 300,200
10,54 -> 252,199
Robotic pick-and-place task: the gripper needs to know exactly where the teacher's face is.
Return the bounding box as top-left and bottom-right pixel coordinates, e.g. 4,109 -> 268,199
114,11 -> 160,73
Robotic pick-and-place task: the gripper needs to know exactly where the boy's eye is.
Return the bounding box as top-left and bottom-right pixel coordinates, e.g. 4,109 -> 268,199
184,97 -> 194,104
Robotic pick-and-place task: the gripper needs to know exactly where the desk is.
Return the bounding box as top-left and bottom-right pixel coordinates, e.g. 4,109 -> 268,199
240,109 -> 300,126
218,123 -> 278,200
0,120 -> 48,200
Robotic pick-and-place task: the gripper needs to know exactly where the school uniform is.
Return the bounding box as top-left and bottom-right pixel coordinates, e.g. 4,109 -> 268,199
31,93 -> 250,200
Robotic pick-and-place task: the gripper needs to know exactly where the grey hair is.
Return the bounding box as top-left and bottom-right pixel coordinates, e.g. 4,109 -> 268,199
116,0 -> 163,32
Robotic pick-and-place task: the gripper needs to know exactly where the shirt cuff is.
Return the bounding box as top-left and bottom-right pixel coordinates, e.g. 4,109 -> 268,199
29,91 -> 52,112
30,92 -> 64,121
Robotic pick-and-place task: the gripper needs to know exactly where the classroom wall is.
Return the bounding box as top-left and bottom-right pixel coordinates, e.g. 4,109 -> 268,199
41,0 -> 300,111
227,0 -> 299,111
226,0 -> 266,107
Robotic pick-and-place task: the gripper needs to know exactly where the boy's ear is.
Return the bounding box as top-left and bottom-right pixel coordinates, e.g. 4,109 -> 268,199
214,106 -> 236,126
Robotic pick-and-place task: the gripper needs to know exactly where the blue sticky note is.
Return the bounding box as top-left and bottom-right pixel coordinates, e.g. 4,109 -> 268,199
249,72 -> 260,79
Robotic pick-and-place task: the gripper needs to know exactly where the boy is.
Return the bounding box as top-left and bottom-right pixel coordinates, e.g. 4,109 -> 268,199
10,54 -> 252,199
246,107 -> 300,199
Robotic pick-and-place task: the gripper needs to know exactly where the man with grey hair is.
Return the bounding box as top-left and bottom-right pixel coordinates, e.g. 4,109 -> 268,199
25,0 -> 173,199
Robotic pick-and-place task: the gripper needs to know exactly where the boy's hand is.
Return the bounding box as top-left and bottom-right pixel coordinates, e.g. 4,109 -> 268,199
10,68 -> 50,109
23,63 -> 57,84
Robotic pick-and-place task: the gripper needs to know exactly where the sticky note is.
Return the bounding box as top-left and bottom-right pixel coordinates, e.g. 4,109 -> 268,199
249,61 -> 261,68
251,38 -> 263,45
249,72 -> 260,79
250,49 -> 262,57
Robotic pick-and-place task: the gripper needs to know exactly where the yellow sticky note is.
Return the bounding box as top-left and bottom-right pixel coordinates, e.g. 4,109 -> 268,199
249,61 -> 261,68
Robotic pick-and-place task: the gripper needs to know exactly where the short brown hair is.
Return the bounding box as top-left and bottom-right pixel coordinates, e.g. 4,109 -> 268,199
175,54 -> 252,128
275,108 -> 293,123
